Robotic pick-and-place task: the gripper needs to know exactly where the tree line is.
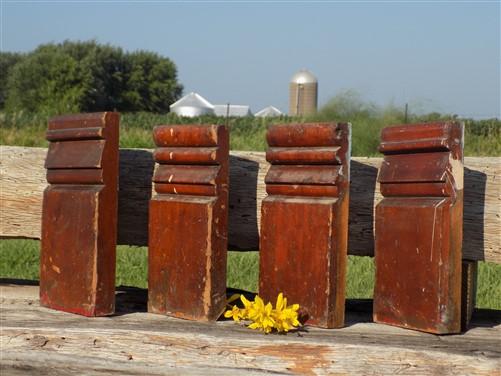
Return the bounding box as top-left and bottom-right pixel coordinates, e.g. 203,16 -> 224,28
0,40 -> 183,114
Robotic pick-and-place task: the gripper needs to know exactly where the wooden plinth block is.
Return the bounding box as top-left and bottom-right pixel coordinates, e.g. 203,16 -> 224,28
259,123 -> 351,328
374,121 -> 467,334
40,112 -> 119,316
148,124 -> 229,321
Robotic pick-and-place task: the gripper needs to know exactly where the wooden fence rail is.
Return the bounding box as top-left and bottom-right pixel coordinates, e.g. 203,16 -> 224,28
1,146 -> 500,263
1,283 -> 499,375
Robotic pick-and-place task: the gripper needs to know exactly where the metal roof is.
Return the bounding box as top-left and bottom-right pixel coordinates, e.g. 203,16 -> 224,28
255,106 -> 283,118
213,104 -> 252,117
170,92 -> 214,110
290,69 -> 317,84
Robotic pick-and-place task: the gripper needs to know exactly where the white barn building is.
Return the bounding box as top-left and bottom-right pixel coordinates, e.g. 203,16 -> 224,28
170,92 -> 254,118
213,104 -> 252,117
255,106 -> 283,118
170,92 -> 215,117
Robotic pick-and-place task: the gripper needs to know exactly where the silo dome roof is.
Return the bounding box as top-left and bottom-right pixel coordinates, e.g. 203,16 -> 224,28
290,69 -> 317,84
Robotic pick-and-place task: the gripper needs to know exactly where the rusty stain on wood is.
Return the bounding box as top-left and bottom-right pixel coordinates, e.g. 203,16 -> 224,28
374,121 -> 471,334
39,112 -> 119,317
148,124 -> 229,321
259,123 -> 351,328
253,344 -> 331,375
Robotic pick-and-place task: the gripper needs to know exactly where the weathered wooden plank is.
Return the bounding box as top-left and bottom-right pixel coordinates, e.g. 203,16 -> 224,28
0,146 -> 500,263
1,283 -> 500,375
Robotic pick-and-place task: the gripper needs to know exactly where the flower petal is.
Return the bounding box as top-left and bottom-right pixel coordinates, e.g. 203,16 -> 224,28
241,295 -> 252,308
276,293 -> 284,311
227,294 -> 241,305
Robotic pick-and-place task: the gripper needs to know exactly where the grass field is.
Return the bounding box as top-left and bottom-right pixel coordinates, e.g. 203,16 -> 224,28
1,239 -> 500,310
1,108 -> 500,156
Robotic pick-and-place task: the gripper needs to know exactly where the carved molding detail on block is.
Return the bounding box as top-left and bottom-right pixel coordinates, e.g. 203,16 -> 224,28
374,121 -> 468,334
40,112 -> 119,317
260,123 -> 351,328
148,125 -> 229,321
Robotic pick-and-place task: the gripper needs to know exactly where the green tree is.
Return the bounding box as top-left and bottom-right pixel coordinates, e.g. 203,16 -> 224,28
72,40 -> 128,111
4,40 -> 182,114
123,50 -> 183,112
6,45 -> 87,114
0,52 -> 25,109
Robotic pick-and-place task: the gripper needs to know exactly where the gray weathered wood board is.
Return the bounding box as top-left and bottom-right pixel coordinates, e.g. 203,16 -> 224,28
1,146 -> 500,262
1,283 -> 500,375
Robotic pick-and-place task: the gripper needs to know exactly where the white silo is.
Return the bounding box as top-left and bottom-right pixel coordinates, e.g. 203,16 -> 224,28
289,69 -> 318,116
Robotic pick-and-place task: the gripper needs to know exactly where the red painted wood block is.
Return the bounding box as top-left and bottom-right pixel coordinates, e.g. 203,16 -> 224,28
374,121 -> 466,334
40,112 -> 119,316
148,124 -> 229,321
260,123 -> 351,328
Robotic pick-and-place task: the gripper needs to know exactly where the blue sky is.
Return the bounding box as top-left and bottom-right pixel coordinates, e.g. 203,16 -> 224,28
1,1 -> 500,118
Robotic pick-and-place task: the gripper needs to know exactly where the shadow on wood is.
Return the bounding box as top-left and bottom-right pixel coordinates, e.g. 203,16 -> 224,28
117,149 -> 155,246
228,155 -> 259,250
348,160 -> 378,256
2,278 -> 498,329
463,167 -> 487,261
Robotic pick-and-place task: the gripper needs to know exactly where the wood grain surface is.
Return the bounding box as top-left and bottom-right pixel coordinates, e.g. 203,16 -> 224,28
1,146 -> 499,263
1,283 -> 500,375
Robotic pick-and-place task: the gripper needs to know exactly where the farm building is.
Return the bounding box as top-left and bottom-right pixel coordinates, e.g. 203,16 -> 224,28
255,105 -> 283,118
169,92 -> 215,117
170,92 -> 253,118
213,104 -> 252,117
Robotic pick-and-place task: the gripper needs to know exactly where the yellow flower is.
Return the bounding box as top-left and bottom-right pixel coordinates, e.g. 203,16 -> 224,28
223,293 -> 301,334
247,298 -> 275,333
224,305 -> 242,321
275,292 -> 284,311
240,294 -> 253,310
272,293 -> 301,332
